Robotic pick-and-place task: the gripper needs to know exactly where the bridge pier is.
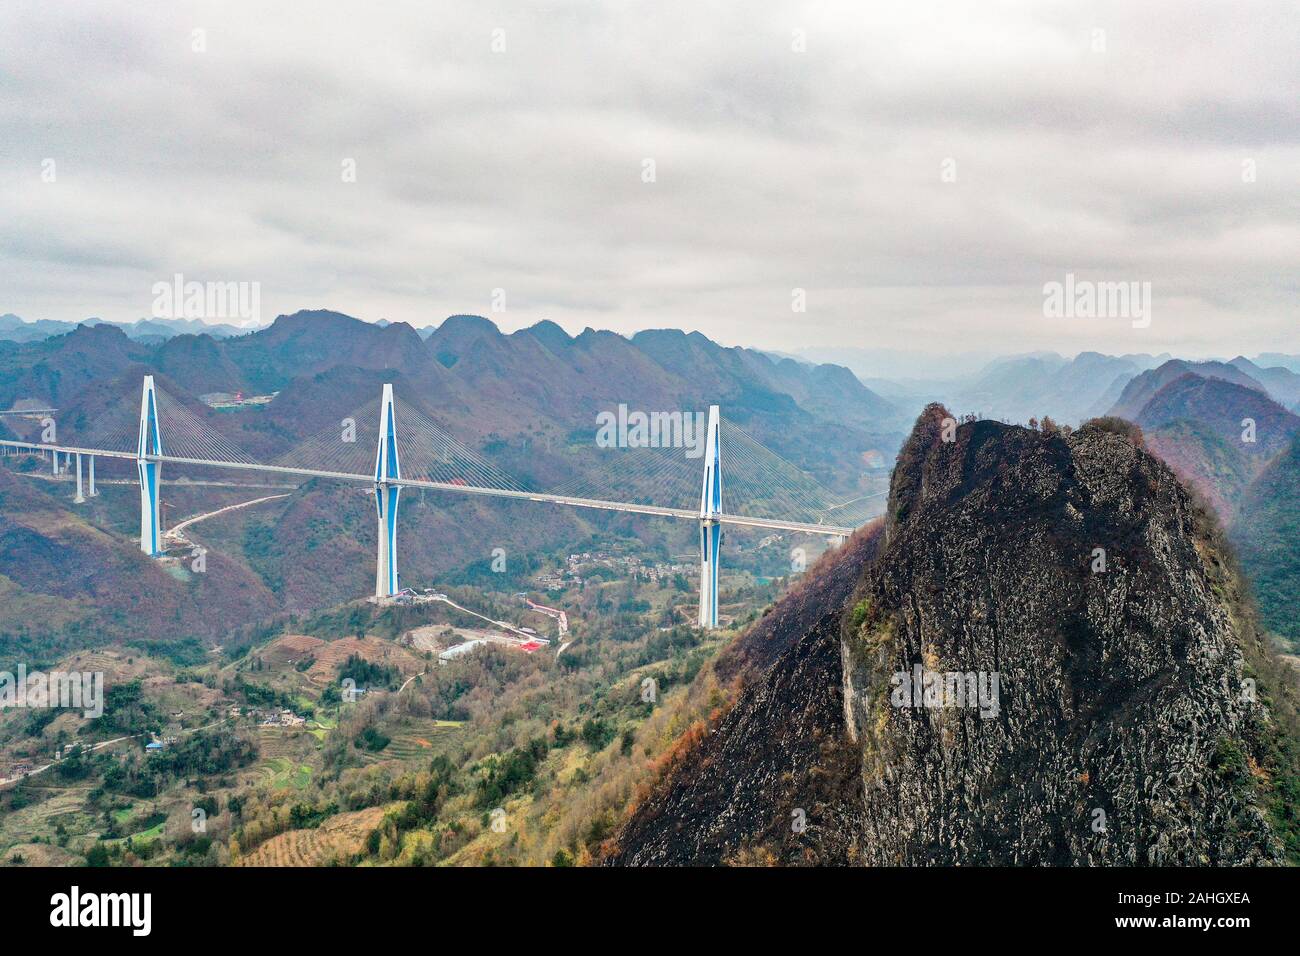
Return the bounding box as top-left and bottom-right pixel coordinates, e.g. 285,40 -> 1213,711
698,405 -> 722,629
51,446 -> 59,476
88,454 -> 97,497
73,452 -> 85,503
373,383 -> 402,598
137,375 -> 164,555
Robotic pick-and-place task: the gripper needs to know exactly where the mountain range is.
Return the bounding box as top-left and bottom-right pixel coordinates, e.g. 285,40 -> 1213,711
0,313 -> 258,345
0,311 -> 906,644
865,351 -> 1300,428
1,310 -> 1297,646
0,311 -> 907,491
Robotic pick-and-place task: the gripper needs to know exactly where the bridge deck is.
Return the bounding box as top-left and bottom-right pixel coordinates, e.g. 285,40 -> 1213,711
0,439 -> 856,537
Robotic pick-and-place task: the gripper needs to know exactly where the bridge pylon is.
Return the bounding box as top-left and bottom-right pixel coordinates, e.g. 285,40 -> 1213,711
373,383 -> 402,598
698,404 -> 722,629
137,375 -> 164,555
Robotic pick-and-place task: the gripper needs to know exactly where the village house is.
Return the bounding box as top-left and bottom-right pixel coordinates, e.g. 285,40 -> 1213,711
261,708 -> 306,727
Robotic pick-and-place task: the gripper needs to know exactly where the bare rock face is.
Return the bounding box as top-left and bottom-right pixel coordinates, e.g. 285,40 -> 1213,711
845,409 -> 1279,865
606,527 -> 882,866
611,615 -> 862,866
610,407 -> 1291,866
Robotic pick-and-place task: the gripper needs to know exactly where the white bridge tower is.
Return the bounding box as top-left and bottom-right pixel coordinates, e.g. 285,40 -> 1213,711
137,375 -> 163,555
373,384 -> 402,598
698,404 -> 722,629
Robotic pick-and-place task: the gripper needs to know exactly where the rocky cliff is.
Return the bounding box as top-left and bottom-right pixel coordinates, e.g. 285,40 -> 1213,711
609,407 -> 1299,865
606,524 -> 882,865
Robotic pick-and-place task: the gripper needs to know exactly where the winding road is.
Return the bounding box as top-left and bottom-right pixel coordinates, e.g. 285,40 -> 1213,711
163,493 -> 291,545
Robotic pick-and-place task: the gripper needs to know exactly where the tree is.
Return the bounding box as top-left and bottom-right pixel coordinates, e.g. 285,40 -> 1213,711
84,843 -> 110,867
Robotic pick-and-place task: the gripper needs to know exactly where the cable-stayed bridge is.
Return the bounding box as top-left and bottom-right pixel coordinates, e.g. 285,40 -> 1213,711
1,378 -> 879,629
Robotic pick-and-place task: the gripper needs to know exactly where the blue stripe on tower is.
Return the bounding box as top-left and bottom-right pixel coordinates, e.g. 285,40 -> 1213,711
373,384 -> 401,598
698,405 -> 722,628
137,377 -> 165,557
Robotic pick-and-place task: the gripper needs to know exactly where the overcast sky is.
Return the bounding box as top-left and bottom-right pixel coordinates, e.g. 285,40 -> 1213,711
1,1 -> 1296,360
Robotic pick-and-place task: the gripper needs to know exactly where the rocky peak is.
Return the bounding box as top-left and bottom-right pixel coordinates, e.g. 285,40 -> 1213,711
848,415 -> 1281,864
610,410 -> 1297,866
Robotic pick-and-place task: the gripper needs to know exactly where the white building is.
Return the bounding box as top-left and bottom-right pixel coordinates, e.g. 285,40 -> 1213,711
438,639 -> 487,663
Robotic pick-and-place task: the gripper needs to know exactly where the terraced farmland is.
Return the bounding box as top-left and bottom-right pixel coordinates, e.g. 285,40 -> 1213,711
303,637 -> 423,687
249,756 -> 314,791
239,804 -> 394,866
104,819 -> 166,848
0,788 -> 95,852
356,718 -> 465,766
257,726 -> 312,759
0,841 -> 81,866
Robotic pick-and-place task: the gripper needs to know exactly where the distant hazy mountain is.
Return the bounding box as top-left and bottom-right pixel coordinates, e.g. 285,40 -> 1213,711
795,345 -> 995,380
1133,374 -> 1300,518
1228,356 -> 1300,409
816,348 -> 1299,432
873,351 -> 1170,426
1136,373 -> 1299,460
0,313 -> 96,343
0,313 -> 259,344
1107,359 -> 1268,421
960,351 -> 1164,424
1255,353 -> 1300,375
1107,367 -> 1300,648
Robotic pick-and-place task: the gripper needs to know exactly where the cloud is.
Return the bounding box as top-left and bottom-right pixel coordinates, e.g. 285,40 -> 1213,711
1,0 -> 1296,358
